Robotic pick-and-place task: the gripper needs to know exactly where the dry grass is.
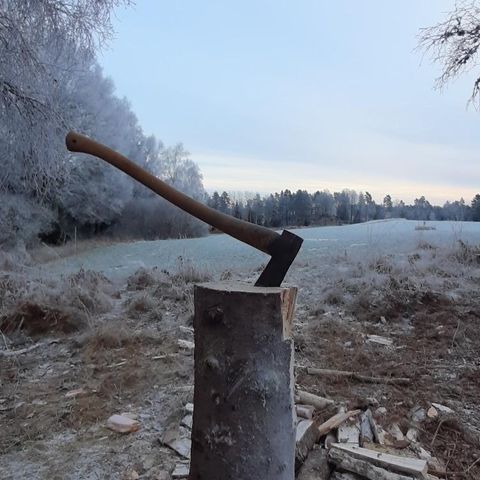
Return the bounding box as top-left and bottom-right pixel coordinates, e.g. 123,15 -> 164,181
0,269 -> 114,337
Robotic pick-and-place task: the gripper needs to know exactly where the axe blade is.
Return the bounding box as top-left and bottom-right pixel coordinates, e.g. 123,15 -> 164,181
255,230 -> 303,287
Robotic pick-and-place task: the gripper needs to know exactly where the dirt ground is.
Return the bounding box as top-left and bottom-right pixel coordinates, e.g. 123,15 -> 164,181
1,240 -> 479,479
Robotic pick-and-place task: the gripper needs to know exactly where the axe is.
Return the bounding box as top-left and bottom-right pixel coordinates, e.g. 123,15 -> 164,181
66,132 -> 303,287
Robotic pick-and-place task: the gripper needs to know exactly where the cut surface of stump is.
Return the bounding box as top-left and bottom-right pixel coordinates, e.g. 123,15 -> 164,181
189,282 -> 297,480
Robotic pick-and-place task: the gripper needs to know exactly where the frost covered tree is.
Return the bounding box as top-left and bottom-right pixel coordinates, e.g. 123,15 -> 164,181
472,194 -> 480,221
0,0 -> 132,198
419,1 -> 480,106
0,0 -> 210,247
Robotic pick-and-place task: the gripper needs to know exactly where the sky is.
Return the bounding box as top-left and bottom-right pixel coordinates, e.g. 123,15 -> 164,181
100,0 -> 479,204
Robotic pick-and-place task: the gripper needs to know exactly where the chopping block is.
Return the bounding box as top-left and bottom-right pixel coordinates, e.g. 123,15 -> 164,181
189,282 -> 297,480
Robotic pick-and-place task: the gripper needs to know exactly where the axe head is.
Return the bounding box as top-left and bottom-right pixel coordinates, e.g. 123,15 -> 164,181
255,230 -> 303,287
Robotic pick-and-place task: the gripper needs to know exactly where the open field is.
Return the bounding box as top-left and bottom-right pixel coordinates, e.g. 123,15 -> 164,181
1,219 -> 480,479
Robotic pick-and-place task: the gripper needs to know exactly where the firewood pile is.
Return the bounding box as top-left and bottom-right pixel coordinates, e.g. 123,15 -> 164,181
295,388 -> 451,480
160,385 -> 451,479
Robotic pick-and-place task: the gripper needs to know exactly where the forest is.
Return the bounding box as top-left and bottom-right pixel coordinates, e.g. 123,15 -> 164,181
206,190 -> 480,228
1,1 -> 479,252
0,0 -> 207,250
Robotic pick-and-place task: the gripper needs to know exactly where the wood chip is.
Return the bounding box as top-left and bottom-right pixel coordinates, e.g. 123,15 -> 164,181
178,339 -> 194,350
172,463 -> 190,478
106,414 -> 140,433
65,388 -> 87,399
162,427 -> 191,459
431,403 -> 454,414
427,406 -> 438,418
366,335 -> 393,346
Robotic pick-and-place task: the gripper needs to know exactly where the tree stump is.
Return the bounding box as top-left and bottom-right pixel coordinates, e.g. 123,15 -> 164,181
189,282 -> 297,480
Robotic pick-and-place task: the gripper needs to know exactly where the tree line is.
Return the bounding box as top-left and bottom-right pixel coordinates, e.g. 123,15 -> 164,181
207,190 -> 480,228
0,0 -> 207,249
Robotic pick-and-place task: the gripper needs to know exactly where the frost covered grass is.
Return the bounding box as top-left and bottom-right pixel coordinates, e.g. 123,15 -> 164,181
302,237 -> 480,322
292,236 -> 480,477
1,221 -> 480,478
0,269 -> 114,337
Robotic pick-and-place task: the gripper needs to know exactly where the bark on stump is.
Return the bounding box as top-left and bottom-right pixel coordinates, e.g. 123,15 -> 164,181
189,282 -> 297,480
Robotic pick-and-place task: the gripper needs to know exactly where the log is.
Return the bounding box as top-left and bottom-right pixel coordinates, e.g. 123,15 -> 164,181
330,443 -> 427,478
189,282 -> 297,480
296,390 -> 334,410
306,368 -> 410,385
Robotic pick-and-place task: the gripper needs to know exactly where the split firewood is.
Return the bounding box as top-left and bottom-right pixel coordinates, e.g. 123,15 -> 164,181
329,448 -> 415,480
329,443 -> 428,479
181,414 -> 193,429
360,410 -> 374,446
324,432 -> 337,450
317,409 -> 362,437
296,420 -> 321,470
296,404 -> 315,420
365,409 -> 385,444
406,427 -> 419,443
306,368 -> 410,386
389,423 -> 405,441
296,446 -> 330,480
295,390 -> 334,410
337,418 -> 360,444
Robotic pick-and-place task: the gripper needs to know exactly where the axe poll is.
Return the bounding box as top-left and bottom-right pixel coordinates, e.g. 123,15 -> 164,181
66,132 -> 303,287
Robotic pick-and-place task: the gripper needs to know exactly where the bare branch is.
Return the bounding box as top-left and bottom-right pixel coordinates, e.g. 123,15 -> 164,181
418,0 -> 480,107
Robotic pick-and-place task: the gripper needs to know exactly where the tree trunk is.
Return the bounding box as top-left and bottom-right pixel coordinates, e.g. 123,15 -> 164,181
189,282 -> 297,480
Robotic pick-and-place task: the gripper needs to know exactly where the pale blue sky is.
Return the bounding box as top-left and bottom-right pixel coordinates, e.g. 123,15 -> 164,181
100,1 -> 479,203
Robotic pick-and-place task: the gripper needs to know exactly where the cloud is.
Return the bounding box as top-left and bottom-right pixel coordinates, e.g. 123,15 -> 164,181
192,137 -> 479,204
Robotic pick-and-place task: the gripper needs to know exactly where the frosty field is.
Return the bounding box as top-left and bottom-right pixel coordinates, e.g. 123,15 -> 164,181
37,219 -> 480,281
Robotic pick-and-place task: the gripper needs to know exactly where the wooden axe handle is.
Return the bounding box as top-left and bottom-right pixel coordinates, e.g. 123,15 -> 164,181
66,131 -> 279,255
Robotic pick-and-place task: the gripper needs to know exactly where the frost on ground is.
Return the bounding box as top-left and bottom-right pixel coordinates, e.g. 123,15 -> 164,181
1,220 -> 480,479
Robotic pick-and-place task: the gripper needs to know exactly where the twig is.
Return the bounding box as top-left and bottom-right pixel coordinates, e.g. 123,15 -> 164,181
465,456 -> 480,474
0,330 -> 9,350
430,419 -> 446,448
0,342 -> 45,357
451,319 -> 461,348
